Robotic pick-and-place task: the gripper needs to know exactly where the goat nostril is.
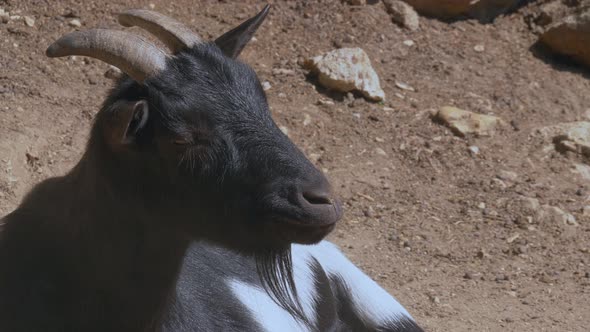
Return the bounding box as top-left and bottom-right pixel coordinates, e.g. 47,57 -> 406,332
302,190 -> 332,205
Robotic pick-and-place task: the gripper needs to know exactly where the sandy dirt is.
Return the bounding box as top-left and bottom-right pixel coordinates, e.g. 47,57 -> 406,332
1,0 -> 589,331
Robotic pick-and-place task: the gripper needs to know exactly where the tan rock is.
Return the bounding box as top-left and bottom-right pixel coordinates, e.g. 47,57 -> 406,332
538,122 -> 590,158
400,0 -> 520,21
23,15 -> 34,27
383,0 -> 420,31
538,205 -> 579,227
433,106 -> 505,137
304,48 -> 385,101
540,10 -> 590,68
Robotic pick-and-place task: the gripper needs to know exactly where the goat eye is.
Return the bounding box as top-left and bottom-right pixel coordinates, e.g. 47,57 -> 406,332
172,139 -> 190,145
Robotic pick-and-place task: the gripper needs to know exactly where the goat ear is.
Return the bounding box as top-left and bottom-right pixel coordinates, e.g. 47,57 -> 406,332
214,4 -> 270,59
106,100 -> 149,146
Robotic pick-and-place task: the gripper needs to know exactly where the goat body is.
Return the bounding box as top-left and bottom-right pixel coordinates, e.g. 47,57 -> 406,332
0,6 -> 423,332
167,241 -> 421,332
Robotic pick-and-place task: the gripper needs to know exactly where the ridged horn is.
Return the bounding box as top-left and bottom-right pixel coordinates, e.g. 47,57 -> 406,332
118,9 -> 202,53
46,29 -> 167,83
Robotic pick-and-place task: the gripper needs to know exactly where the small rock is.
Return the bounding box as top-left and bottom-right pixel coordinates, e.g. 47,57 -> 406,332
375,147 -> 387,156
433,106 -> 506,137
68,18 -> 82,28
317,98 -> 335,106
303,114 -> 311,126
24,15 -> 34,27
538,122 -> 590,158
0,9 -> 9,24
346,0 -> 366,5
575,163 -> 590,181
272,68 -> 295,76
497,170 -> 518,182
279,126 -> 289,136
261,81 -> 271,91
463,272 -> 473,279
519,196 -> 540,214
538,205 -> 578,227
383,0 -> 420,31
491,178 -> 507,189
495,274 -> 508,282
474,44 -> 485,52
304,48 -> 385,101
363,206 -> 375,218
468,145 -> 480,155
104,66 -> 122,80
395,81 -> 415,92
403,39 -> 415,47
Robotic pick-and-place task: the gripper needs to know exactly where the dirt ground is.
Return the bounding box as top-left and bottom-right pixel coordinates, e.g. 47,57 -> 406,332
1,0 -> 589,331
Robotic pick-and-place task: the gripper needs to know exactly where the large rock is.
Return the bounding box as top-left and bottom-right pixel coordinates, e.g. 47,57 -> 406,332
540,9 -> 590,68
304,48 -> 385,101
538,121 -> 590,158
400,0 -> 521,22
433,106 -> 506,137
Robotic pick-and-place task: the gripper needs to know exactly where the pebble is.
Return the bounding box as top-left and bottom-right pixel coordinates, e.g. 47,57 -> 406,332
395,81 -> 415,92
68,18 -> 82,28
279,126 -> 289,136
474,44 -> 485,52
375,147 -> 387,156
261,81 -> 271,91
495,274 -> 508,282
497,170 -> 518,182
303,114 -> 311,126
272,68 -> 295,76
24,15 -> 34,27
468,145 -> 480,155
104,66 -> 122,80
403,40 -> 415,47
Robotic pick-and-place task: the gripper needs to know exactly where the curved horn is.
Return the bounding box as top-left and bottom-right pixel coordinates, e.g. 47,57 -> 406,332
118,9 -> 202,53
46,29 -> 167,83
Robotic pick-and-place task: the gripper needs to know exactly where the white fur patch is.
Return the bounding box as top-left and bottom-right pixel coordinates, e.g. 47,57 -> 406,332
228,279 -> 311,332
291,247 -> 320,326
229,241 -> 412,331
295,241 -> 413,326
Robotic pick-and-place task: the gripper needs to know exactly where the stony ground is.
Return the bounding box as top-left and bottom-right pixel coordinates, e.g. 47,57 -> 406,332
1,0 -> 589,331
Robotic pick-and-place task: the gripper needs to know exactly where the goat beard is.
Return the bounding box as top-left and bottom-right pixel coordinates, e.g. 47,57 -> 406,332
254,247 -> 307,323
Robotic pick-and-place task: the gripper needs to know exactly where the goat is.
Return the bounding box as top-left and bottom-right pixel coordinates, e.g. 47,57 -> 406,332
0,5 -> 423,332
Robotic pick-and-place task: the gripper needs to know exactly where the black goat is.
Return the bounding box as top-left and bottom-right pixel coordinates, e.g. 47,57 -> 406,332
0,5 -> 422,332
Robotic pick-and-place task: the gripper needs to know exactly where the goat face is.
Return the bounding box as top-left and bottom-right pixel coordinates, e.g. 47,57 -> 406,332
48,6 -> 342,251
146,46 -> 342,249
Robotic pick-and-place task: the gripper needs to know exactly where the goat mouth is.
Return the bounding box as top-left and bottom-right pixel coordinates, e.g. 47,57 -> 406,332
265,216 -> 337,244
